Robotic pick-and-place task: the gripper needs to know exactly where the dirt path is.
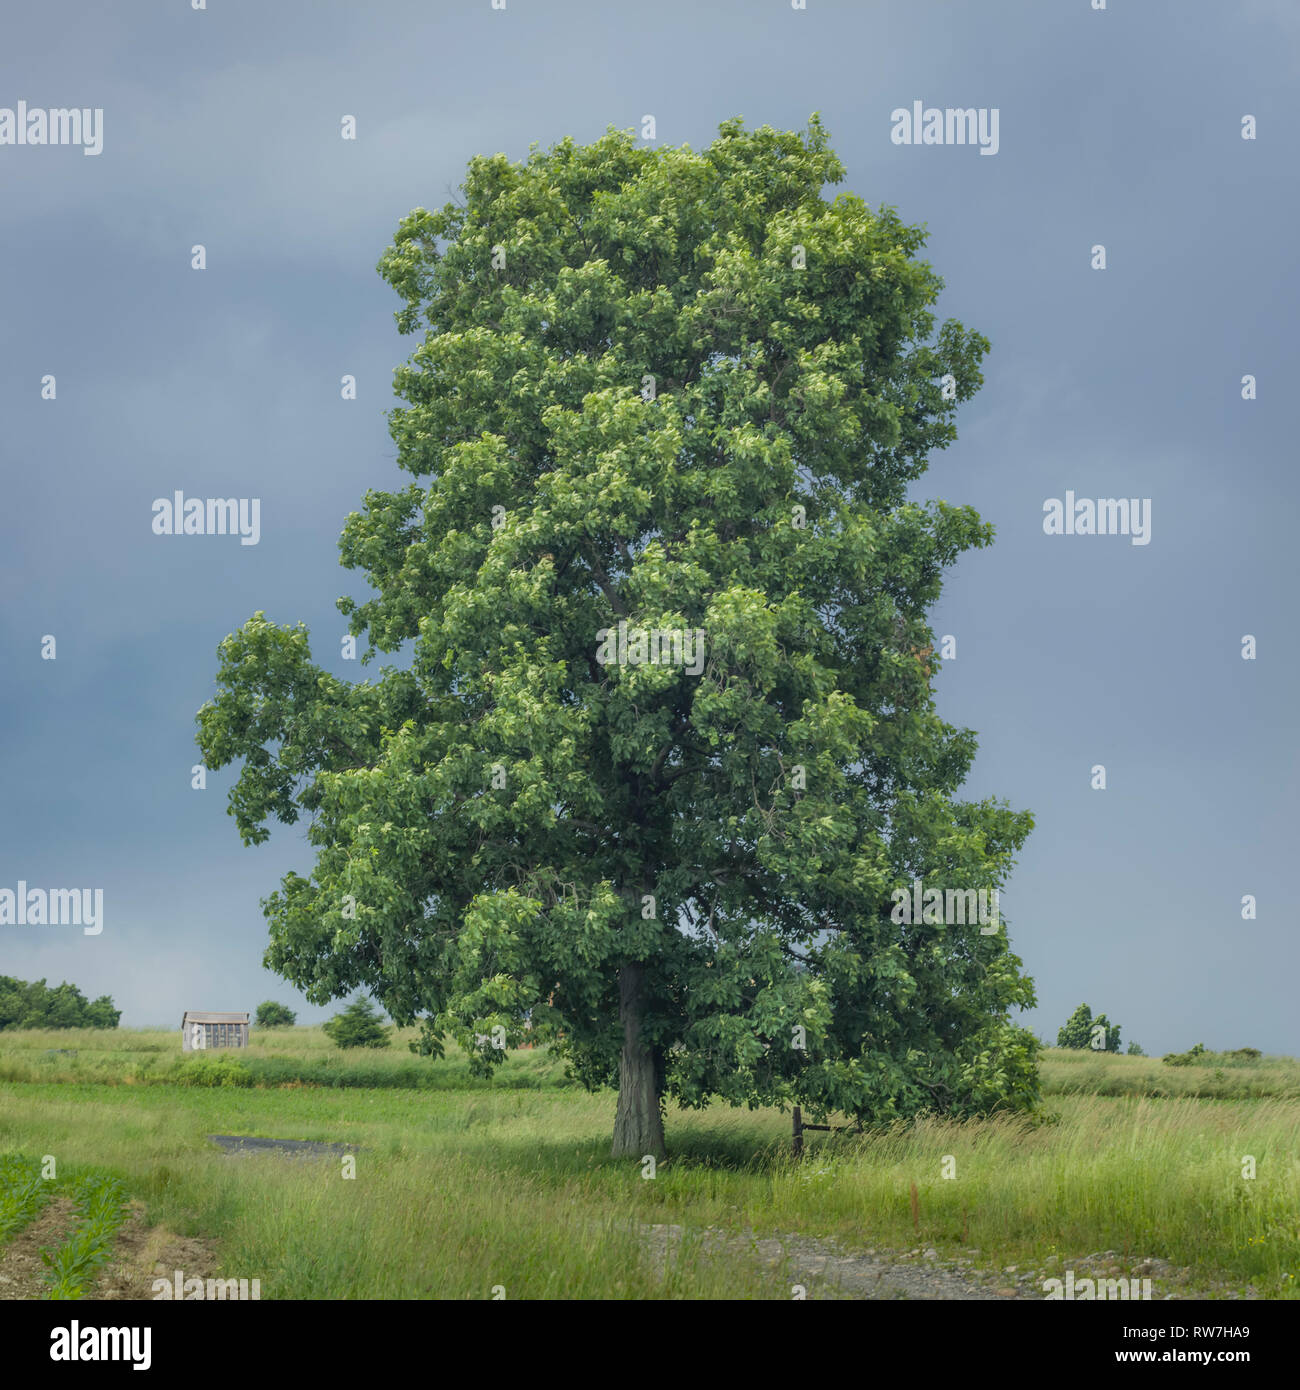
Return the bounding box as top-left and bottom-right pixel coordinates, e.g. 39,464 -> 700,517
91,1201 -> 222,1300
208,1134 -> 353,1159
636,1224 -> 1241,1300
1,1200 -> 1257,1301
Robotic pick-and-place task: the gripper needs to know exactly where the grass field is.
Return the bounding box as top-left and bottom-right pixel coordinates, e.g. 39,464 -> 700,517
1,1027 -> 1296,1299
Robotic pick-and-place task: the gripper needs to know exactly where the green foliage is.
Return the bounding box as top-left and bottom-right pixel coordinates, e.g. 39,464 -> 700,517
1164,1042 -> 1207,1067
1126,1041 -> 1145,1056
0,977 -> 119,1032
255,1000 -> 297,1028
1056,1003 -> 1120,1052
322,997 -> 392,1050
197,115 -> 1038,1139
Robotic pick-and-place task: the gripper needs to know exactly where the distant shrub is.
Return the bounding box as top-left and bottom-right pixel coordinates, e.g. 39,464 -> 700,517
1126,1042 -> 1145,1056
255,1001 -> 297,1028
322,997 -> 391,1050
1163,1044 -> 1263,1068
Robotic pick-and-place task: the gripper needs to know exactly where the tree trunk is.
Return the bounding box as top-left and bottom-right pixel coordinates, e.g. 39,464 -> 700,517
612,963 -> 666,1160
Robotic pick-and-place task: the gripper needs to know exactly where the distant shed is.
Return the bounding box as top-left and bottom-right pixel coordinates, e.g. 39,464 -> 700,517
182,1011 -> 250,1052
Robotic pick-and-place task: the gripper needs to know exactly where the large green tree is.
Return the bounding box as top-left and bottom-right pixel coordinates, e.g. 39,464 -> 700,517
197,115 -> 1037,1159
1057,1002 -> 1121,1053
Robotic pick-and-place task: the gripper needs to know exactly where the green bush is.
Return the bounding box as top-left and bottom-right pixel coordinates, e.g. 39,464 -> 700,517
255,1000 -> 297,1028
177,1054 -> 254,1087
322,997 -> 391,1050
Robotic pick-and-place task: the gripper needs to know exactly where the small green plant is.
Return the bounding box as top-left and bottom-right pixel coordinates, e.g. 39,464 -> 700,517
255,1000 -> 297,1028
0,1154 -> 53,1241
41,1174 -> 129,1299
1126,1041 -> 1145,1056
1163,1042 -> 1208,1067
322,996 -> 391,1050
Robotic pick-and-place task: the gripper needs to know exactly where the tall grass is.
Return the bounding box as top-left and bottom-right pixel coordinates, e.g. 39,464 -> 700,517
0,1026 -> 569,1090
1041,1048 -> 1300,1100
1,1032 -> 1296,1298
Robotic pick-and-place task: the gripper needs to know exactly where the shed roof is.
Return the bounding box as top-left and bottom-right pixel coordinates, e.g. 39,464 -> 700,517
181,1011 -> 250,1025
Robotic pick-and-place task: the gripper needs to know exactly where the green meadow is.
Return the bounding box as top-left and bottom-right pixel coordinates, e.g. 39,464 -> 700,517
0,1027 -> 1296,1299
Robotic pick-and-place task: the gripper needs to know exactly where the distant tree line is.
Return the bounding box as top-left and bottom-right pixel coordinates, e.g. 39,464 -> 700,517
1163,1042 -> 1261,1066
1056,1005 -> 1265,1063
0,976 -> 120,1031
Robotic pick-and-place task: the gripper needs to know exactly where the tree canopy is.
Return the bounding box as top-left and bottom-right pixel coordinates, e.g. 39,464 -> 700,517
197,115 -> 1038,1157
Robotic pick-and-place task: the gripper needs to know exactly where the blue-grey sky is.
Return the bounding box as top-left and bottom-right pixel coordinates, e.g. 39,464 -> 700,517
1,0 -> 1295,1054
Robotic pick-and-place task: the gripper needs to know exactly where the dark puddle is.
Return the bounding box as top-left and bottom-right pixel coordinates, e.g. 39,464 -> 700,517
207,1134 -> 357,1158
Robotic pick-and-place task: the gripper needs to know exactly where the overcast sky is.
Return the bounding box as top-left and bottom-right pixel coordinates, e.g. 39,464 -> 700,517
1,0 -> 1295,1055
